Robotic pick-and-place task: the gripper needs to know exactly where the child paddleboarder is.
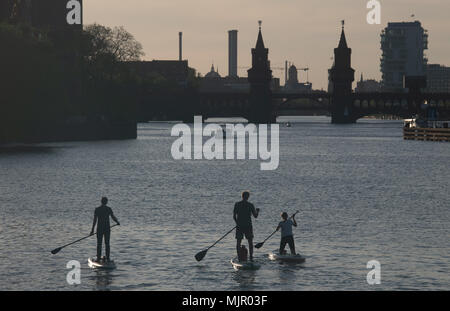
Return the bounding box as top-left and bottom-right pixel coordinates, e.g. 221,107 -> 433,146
276,212 -> 297,255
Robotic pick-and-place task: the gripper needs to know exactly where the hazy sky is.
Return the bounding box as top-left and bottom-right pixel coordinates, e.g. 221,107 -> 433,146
84,0 -> 450,90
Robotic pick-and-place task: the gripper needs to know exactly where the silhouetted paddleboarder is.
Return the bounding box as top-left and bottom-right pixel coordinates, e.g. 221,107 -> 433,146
277,212 -> 297,255
233,191 -> 259,262
90,197 -> 120,262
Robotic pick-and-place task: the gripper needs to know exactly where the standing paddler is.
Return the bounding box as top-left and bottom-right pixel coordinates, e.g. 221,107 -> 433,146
90,197 -> 120,263
233,191 -> 260,262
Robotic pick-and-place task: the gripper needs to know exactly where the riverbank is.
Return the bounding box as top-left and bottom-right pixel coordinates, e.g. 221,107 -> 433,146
0,122 -> 137,145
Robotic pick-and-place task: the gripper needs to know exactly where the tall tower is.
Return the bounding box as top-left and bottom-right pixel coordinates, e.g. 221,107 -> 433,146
329,21 -> 355,123
179,32 -> 183,61
228,30 -> 238,78
247,21 -> 274,124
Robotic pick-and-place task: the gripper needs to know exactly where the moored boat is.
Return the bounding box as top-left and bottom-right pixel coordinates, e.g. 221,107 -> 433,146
403,118 -> 450,142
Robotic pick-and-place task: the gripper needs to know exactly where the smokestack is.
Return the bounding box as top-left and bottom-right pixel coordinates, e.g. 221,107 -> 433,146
228,30 -> 238,78
285,61 -> 288,85
179,32 -> 182,61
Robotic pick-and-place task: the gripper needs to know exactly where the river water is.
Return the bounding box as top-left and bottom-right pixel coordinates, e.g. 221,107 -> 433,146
0,117 -> 449,291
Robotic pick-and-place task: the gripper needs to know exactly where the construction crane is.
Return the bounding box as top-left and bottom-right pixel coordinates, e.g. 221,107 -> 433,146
238,66 -> 284,71
298,68 -> 310,84
239,66 -> 288,78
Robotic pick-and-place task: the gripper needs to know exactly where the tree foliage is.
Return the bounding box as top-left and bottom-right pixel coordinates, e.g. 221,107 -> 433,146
84,24 -> 144,62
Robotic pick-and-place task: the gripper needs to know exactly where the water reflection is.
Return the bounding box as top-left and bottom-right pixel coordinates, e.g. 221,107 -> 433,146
91,269 -> 115,291
231,270 -> 257,289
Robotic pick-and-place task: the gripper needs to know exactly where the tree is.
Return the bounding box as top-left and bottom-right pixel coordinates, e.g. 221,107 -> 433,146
84,24 -> 144,62
80,24 -> 145,122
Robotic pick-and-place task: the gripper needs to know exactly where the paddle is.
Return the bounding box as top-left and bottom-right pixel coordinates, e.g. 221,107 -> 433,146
195,226 -> 236,262
254,211 -> 299,249
51,224 -> 119,255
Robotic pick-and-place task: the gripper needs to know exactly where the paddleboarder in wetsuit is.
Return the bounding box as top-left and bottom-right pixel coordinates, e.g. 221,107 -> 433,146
233,191 -> 259,262
90,197 -> 120,262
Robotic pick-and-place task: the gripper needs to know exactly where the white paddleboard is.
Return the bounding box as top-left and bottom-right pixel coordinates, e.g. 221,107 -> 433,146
88,257 -> 116,270
268,251 -> 306,263
231,257 -> 261,271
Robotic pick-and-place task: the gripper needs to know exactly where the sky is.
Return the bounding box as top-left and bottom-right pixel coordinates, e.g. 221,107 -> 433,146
84,0 -> 450,90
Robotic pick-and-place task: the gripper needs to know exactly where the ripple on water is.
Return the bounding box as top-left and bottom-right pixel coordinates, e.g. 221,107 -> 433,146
1,119 -> 449,290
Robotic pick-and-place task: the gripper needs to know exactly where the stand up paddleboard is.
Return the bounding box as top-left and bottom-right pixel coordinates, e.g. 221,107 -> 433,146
88,257 -> 116,270
268,251 -> 306,263
231,258 -> 261,271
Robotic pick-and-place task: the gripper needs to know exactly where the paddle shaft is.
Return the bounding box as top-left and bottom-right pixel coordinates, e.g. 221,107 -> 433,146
260,211 -> 299,245
207,226 -> 236,251
53,224 -> 119,253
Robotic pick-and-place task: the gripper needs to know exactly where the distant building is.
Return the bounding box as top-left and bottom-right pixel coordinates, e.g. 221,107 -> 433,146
204,64 -> 222,79
426,64 -> 450,93
126,60 -> 195,88
199,63 -> 280,93
355,74 -> 382,93
199,27 -> 281,94
380,21 -> 428,91
283,64 -> 312,93
200,64 -> 246,92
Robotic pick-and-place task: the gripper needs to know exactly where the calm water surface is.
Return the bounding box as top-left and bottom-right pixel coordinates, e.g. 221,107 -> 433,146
0,117 -> 449,291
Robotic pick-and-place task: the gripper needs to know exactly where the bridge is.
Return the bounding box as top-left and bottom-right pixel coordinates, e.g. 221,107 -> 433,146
197,91 -> 331,120
196,25 -> 450,124
197,90 -> 450,122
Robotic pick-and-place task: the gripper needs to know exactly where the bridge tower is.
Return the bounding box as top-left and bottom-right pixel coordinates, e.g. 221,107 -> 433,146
329,22 -> 355,123
247,21 -> 275,124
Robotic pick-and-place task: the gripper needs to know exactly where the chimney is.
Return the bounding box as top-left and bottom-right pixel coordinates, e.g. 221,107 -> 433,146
228,30 -> 238,78
285,60 -> 288,85
179,32 -> 183,61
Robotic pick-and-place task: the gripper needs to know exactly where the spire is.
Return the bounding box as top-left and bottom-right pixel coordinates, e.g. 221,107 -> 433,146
338,20 -> 348,49
255,20 -> 265,50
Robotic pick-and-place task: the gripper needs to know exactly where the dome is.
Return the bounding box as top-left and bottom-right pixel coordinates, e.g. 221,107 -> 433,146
205,64 -> 222,79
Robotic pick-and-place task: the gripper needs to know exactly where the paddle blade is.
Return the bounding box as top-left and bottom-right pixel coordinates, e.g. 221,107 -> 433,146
51,247 -> 62,255
254,242 -> 264,249
195,250 -> 208,262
